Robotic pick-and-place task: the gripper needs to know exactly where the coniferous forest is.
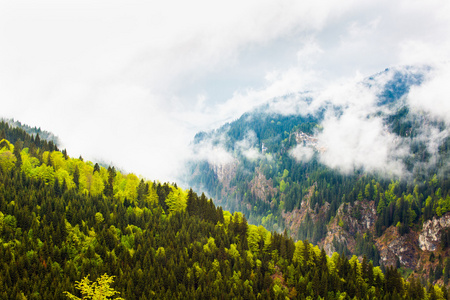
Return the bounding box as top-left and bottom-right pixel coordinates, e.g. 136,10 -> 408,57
0,119 -> 448,299
186,69 -> 450,280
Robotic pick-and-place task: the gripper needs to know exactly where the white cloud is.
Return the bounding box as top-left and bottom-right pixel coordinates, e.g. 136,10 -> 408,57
408,63 -> 450,125
189,133 -> 234,167
212,67 -> 320,123
317,109 -> 407,176
271,67 -> 426,176
296,37 -> 324,68
236,130 -> 264,161
0,0 -> 449,183
290,145 -> 314,162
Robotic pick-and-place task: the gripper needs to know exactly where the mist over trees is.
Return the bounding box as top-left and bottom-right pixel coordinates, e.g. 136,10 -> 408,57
0,120 -> 445,299
186,68 -> 450,273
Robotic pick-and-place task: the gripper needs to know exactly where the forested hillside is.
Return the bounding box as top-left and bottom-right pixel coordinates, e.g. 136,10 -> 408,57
0,120 -> 446,299
185,66 -> 450,279
1,118 -> 59,145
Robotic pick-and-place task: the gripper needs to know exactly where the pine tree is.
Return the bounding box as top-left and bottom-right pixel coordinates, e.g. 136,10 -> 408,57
13,140 -> 22,168
73,166 -> 80,190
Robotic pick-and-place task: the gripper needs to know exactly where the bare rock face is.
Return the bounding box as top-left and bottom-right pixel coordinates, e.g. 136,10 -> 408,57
375,226 -> 419,270
320,224 -> 353,257
419,213 -> 450,251
283,183 -> 318,237
212,161 -> 237,190
319,200 -> 377,256
339,201 -> 377,236
249,168 -> 277,203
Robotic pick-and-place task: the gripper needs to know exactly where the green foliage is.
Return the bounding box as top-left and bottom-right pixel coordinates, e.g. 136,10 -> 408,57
247,224 -> 270,254
64,273 -> 123,299
202,237 -> 216,254
0,211 -> 3,231
0,125 -> 438,299
279,179 -> 288,192
3,215 -> 17,231
165,186 -> 187,213
95,212 -> 105,224
226,243 -> 240,259
187,102 -> 450,268
0,140 -> 16,172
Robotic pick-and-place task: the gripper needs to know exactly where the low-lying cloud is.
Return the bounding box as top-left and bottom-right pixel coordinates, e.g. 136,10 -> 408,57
189,133 -> 234,167
289,145 -> 315,162
408,63 -> 450,125
190,64 -> 450,181
287,65 -> 449,178
237,134 -> 264,162
316,108 -> 408,176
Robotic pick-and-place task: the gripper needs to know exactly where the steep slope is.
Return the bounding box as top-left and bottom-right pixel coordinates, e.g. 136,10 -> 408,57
2,120 -> 443,299
185,65 -> 450,280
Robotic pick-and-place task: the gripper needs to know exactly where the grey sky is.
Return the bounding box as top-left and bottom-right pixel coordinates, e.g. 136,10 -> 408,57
1,0 -> 449,183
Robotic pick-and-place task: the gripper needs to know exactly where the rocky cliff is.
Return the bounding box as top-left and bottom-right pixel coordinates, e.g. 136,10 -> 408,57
282,183 -> 325,238
249,168 -> 277,203
320,200 -> 377,256
419,213 -> 450,251
375,226 -> 420,270
212,161 -> 237,193
206,155 -> 450,282
317,203 -> 450,281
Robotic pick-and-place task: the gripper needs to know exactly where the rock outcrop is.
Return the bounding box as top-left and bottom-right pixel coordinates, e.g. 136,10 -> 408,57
249,168 -> 277,202
212,161 -> 237,193
419,213 -> 450,251
283,183 -> 320,237
320,200 -> 377,256
375,226 -> 419,269
341,201 -> 377,236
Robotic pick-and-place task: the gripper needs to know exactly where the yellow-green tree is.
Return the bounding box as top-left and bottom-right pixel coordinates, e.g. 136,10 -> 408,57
165,186 -> 187,213
64,273 -> 123,300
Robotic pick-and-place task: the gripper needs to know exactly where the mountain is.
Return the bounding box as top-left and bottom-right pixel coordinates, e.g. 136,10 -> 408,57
185,65 -> 450,282
0,119 -> 445,298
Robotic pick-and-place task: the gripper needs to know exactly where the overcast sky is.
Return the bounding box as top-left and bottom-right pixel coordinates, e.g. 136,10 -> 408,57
1,0 -> 449,183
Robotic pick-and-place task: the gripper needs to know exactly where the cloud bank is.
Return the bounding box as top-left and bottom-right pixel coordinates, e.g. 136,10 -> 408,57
1,0 -> 449,183
408,62 -> 450,125
284,64 -> 449,178
316,108 -> 408,176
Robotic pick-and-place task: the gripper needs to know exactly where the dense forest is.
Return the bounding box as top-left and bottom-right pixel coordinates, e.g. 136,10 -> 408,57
188,109 -> 450,236
186,67 -> 450,268
0,121 -> 447,299
1,118 -> 60,145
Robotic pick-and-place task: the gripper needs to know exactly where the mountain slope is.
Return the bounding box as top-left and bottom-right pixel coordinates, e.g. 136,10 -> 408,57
185,66 -> 450,279
0,120 -> 445,299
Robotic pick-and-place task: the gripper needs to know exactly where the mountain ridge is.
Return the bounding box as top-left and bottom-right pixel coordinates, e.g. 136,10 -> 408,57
184,65 -> 450,283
